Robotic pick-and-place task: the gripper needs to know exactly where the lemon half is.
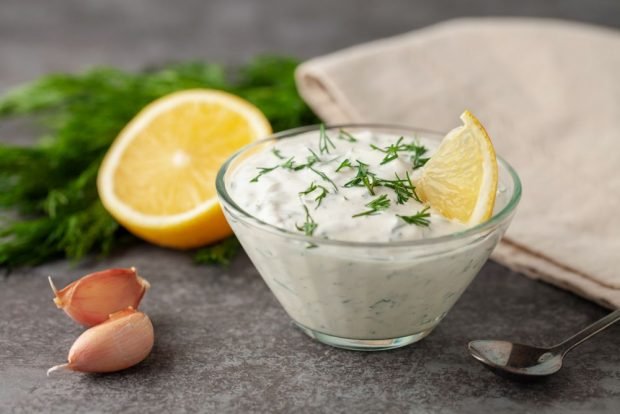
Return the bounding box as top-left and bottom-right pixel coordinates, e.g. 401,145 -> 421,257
97,89 -> 272,248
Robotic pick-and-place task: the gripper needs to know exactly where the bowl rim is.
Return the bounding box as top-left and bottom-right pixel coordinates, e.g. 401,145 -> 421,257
216,123 -> 522,249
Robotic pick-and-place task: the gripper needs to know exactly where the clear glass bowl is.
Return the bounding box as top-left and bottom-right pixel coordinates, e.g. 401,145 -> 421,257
216,124 -> 522,351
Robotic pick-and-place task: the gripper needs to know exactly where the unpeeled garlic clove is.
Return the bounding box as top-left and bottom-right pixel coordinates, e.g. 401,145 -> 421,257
48,308 -> 154,374
49,267 -> 150,327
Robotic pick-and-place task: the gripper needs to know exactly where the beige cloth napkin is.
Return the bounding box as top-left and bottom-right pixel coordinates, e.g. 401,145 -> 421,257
296,18 -> 620,309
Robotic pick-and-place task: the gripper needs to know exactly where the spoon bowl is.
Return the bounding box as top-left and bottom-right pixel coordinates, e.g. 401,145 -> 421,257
468,309 -> 619,380
468,340 -> 562,380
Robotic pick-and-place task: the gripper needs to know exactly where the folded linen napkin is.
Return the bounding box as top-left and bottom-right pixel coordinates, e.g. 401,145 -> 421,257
296,18 -> 620,309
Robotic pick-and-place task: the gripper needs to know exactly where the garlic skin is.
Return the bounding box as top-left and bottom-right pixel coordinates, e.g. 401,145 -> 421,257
48,308 -> 154,374
49,267 -> 150,327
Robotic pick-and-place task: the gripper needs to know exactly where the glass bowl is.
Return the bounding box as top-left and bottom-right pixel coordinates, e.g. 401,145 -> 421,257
216,124 -> 522,351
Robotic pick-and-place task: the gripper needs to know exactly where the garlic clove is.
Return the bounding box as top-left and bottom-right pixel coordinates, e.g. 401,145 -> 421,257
49,267 -> 150,327
48,308 -> 154,375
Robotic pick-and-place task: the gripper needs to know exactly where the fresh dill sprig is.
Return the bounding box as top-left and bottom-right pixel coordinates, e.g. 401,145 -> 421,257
338,129 -> 357,142
379,171 -> 421,204
250,165 -> 279,182
335,158 -> 353,172
0,56 -> 319,268
352,194 -> 391,217
255,152 -> 315,176
280,157 -> 296,170
259,150 -> 327,176
194,236 -> 241,266
371,136 -> 405,165
285,148 -> 321,171
410,145 -> 430,170
342,159 -> 421,203
318,124 -> 336,154
295,204 -> 318,236
271,147 -> 285,160
309,166 -> 338,192
299,182 -> 329,208
370,136 -> 429,168
307,148 -> 322,164
343,160 -> 378,195
397,207 -> 431,227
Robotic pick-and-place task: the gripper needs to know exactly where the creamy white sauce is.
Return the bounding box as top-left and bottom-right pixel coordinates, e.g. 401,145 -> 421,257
223,129 -> 505,342
229,130 -> 466,242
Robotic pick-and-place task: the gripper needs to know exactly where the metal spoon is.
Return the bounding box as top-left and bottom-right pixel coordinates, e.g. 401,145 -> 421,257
468,309 -> 620,380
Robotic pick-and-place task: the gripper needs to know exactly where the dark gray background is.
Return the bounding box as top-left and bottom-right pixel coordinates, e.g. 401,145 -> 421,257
0,1 -> 619,413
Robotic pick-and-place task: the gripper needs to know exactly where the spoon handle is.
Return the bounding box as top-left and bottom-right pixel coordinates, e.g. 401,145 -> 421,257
553,309 -> 620,356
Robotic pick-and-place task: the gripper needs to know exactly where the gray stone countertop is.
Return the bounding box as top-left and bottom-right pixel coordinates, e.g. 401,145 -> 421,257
0,1 -> 618,413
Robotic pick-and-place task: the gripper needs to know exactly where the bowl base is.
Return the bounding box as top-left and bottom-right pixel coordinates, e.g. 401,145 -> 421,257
295,323 -> 433,351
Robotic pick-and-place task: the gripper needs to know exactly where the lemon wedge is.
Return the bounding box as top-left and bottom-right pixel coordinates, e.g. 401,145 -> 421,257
417,110 -> 498,225
97,89 -> 271,248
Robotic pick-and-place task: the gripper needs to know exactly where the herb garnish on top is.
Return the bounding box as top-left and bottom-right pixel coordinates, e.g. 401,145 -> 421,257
296,204 -> 318,236
318,124 -> 336,154
370,136 -> 429,168
397,207 -> 431,227
352,194 -> 391,218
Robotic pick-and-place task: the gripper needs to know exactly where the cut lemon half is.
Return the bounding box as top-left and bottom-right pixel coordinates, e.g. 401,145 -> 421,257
417,110 -> 498,225
97,89 -> 271,248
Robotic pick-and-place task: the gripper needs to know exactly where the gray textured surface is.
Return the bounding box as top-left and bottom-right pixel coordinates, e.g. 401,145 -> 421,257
0,1 -> 619,413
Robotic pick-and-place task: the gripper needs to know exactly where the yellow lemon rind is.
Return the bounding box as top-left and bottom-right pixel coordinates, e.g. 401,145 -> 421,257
97,89 -> 271,248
